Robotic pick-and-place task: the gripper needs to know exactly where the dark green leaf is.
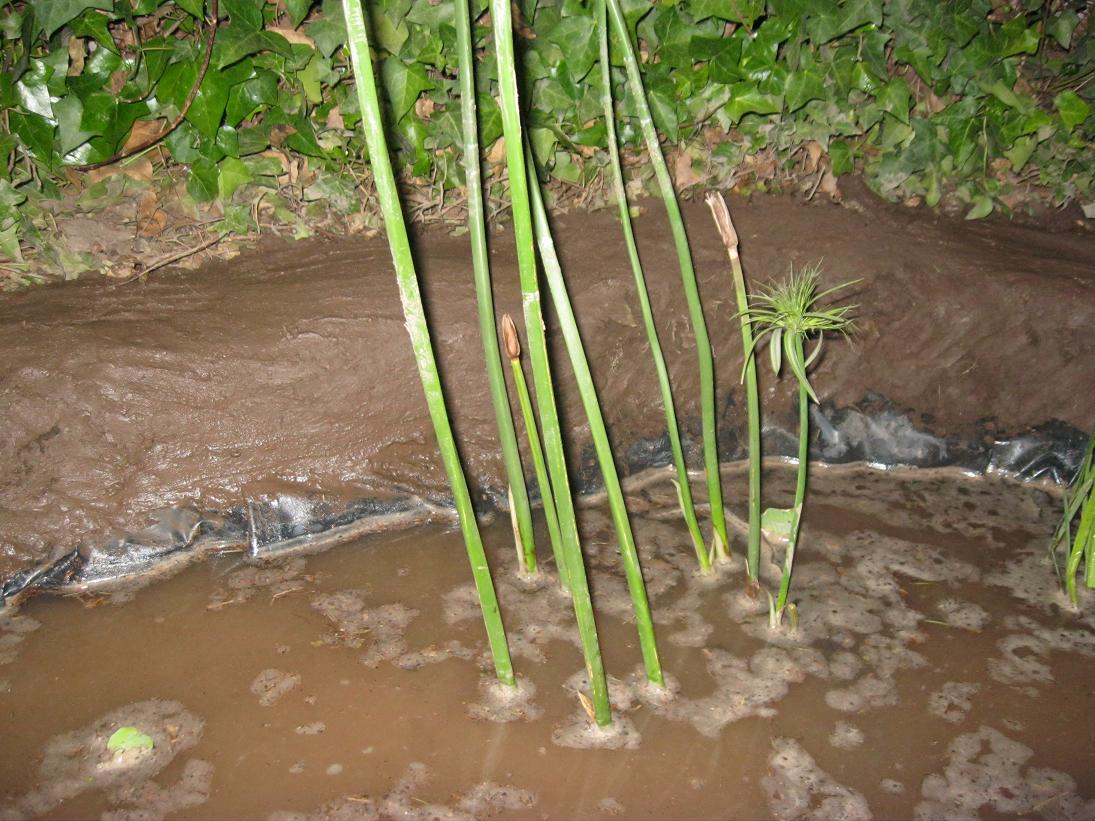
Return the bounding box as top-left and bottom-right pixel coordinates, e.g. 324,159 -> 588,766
29,0 -> 109,37
690,0 -> 764,26
784,70 -> 826,113
222,0 -> 263,30
218,155 -> 251,198
187,156 -> 219,201
724,82 -> 781,123
829,139 -> 853,175
876,78 -> 911,124
380,57 -> 433,122
1055,91 -> 1090,131
174,0 -> 205,18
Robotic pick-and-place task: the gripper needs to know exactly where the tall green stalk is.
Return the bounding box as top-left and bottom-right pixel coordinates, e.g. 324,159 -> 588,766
502,314 -> 568,589
526,146 -> 664,688
489,0 -> 611,725
454,0 -> 537,575
341,0 -> 513,685
776,341 -> 810,616
706,193 -> 762,584
597,0 -> 707,575
604,0 -> 730,561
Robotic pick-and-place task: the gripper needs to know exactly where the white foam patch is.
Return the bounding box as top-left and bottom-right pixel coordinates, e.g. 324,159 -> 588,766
988,616 -> 1095,687
916,726 -> 1095,820
829,721 -> 864,749
936,598 -> 991,631
208,558 -> 312,609
467,675 -> 543,723
3,699 -> 207,819
251,668 -> 301,706
268,761 -> 535,821
763,737 -> 871,820
927,682 -> 980,724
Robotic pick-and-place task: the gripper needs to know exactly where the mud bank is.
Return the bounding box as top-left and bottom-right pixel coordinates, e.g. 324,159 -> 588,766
1,191 -> 1092,581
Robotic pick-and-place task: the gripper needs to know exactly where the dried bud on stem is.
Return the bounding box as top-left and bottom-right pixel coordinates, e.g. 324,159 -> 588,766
501,313 -> 521,361
705,192 -> 738,253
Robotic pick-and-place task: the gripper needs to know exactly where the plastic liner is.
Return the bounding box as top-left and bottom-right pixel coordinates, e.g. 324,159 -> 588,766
2,398 -> 1086,607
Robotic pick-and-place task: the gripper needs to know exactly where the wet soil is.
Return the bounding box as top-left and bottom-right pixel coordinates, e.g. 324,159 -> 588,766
0,192 -> 1093,577
1,465 -> 1093,820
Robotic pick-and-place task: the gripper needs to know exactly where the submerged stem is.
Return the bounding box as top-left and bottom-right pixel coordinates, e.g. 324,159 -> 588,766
341,0 -> 513,685
490,0 -> 611,724
527,144 -> 664,688
605,0 -> 729,558
598,0 -> 708,574
454,0 -> 537,576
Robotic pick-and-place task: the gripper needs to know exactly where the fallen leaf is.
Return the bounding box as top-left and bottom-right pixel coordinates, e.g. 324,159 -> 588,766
267,25 -> 315,48
673,150 -> 703,188
414,98 -> 435,120
803,141 -> 823,174
487,136 -> 507,165
87,157 -> 155,184
67,37 -> 86,76
136,190 -> 168,237
326,106 -> 344,130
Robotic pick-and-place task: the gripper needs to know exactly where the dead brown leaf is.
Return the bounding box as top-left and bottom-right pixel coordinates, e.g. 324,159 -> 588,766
270,124 -> 298,146
414,97 -> 435,120
124,118 -> 169,152
86,156 -> 154,184
802,140 -> 823,174
67,37 -> 86,76
674,150 -> 703,188
268,25 -> 316,48
326,106 -> 345,130
136,190 -> 168,237
487,136 -> 507,165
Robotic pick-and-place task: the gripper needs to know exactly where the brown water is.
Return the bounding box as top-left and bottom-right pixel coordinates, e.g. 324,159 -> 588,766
1,464 -> 1093,820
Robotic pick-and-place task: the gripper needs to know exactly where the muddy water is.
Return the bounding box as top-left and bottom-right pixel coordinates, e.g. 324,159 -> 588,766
1,465 -> 1093,820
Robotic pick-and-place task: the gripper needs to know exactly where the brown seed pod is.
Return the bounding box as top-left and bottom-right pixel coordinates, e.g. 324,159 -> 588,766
705,192 -> 738,252
501,313 -> 521,361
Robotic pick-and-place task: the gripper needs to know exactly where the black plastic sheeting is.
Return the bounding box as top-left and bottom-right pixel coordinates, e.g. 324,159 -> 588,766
2,397 -> 1087,607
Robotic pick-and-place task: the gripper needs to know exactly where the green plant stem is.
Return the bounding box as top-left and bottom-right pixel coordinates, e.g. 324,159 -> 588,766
489,0 -> 611,725
508,355 -> 568,589
596,0 -> 707,574
776,336 -> 809,616
454,0 -> 536,576
728,249 -> 762,583
604,0 -> 729,560
1066,494 -> 1094,603
527,147 -> 664,688
341,0 -> 514,686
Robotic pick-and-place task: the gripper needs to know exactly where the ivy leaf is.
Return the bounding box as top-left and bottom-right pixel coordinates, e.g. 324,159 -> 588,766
1003,135 -> 1036,173
876,78 -> 911,124
221,0 -> 263,30
380,58 -> 432,123
805,0 -> 882,45
784,70 -> 826,113
218,155 -> 252,198
29,0 -> 110,38
9,110 -> 56,166
174,0 -> 205,18
724,82 -> 781,124
187,156 -> 219,201
185,70 -> 230,139
690,0 -> 763,26
829,139 -> 853,175
286,0 -> 316,27
1048,9 -> 1079,49
965,195 -> 994,220
1054,91 -> 1090,131
106,727 -> 154,753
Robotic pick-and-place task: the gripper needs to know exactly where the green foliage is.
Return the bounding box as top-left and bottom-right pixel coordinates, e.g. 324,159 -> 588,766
1,0 -> 1093,258
1051,428 -> 1095,607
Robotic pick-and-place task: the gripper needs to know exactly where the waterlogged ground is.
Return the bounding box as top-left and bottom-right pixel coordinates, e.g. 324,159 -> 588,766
1,464 -> 1093,820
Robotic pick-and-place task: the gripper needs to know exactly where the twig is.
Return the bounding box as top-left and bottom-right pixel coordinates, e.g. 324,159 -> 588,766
114,232 -> 223,286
